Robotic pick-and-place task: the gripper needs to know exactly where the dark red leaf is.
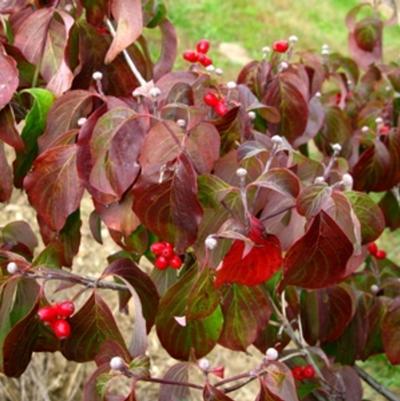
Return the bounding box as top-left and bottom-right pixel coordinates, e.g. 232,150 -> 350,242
379,190 -> 400,231
0,142 -> 13,202
0,105 -> 24,151
382,297 -> 400,364
0,45 -> 19,110
105,0 -> 143,63
282,211 -> 354,289
24,144 -> 84,231
203,384 -> 234,401
159,363 -> 191,401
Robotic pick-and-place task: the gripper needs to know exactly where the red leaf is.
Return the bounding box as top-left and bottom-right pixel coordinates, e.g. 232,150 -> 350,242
0,45 -> 19,110
105,0 -> 143,64
0,105 -> 24,151
214,234 -> 282,288
203,384 -> 234,401
24,144 -> 84,231
382,297 -> 400,364
282,211 -> 354,289
159,363 -> 191,401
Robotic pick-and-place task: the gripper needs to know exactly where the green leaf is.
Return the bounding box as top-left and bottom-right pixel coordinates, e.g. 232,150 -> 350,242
13,88 -> 55,187
345,191 -> 385,244
379,190 -> 400,231
218,284 -> 271,351
156,269 -> 223,360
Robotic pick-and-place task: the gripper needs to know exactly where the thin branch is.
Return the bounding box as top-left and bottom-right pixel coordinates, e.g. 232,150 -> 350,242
140,376 -> 203,391
355,366 -> 400,401
105,18 -> 147,86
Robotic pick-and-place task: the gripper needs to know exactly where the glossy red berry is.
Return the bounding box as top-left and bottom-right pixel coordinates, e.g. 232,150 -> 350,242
214,101 -> 229,117
56,301 -> 75,319
183,50 -> 199,63
367,242 -> 378,255
302,365 -> 316,379
196,39 -> 210,54
161,242 -> 174,259
204,92 -> 220,107
198,53 -> 212,67
291,366 -> 304,381
272,40 -> 289,53
38,306 -> 58,322
151,242 -> 166,255
170,255 -> 183,269
51,319 -> 71,339
375,250 -> 386,260
155,256 -> 169,269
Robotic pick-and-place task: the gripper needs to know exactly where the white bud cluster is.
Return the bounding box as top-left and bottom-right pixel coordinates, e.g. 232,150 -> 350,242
205,236 -> 218,250
92,71 -> 103,81
109,356 -> 125,371
265,347 -> 279,361
331,143 -> 342,154
198,358 -> 210,370
288,35 -> 298,44
271,135 -> 283,146
236,167 -> 248,178
278,61 -> 289,72
370,284 -> 380,294
177,119 -> 186,128
314,176 -> 325,184
248,111 -> 256,120
262,46 -> 271,54
206,65 -> 215,72
375,116 -> 383,125
342,173 -> 353,190
215,68 -> 224,76
77,117 -> 87,127
149,87 -> 161,98
6,262 -> 18,275
227,81 -> 237,89
361,126 -> 369,133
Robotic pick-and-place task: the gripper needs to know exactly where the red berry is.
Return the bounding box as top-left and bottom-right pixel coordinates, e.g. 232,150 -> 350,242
367,242 -> 378,255
56,301 -> 75,319
291,366 -> 304,381
214,101 -> 229,117
150,242 -> 166,255
38,306 -> 58,322
155,256 -> 169,270
196,39 -> 210,54
204,92 -> 220,107
302,365 -> 316,379
198,53 -> 212,67
375,250 -> 386,260
183,50 -> 199,63
51,319 -> 71,339
170,255 -> 183,269
272,40 -> 289,53
161,242 -> 174,259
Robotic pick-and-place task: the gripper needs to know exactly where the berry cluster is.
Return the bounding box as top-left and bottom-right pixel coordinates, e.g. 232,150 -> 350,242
367,243 -> 386,260
272,40 -> 289,53
183,39 -> 212,67
379,125 -> 390,135
291,364 -> 316,381
150,241 -> 183,270
204,92 -> 228,117
37,301 -> 74,339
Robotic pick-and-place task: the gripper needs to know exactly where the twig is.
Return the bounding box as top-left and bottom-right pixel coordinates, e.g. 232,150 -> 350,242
355,365 -> 400,401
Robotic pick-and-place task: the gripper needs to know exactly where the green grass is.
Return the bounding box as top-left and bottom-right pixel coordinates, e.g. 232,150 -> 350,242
161,0 -> 400,397
162,0 -> 400,77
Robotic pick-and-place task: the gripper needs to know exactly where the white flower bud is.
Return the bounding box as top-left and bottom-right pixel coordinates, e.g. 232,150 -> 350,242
109,356 -> 125,371
236,167 -> 248,178
205,236 -> 218,250
370,284 -> 380,294
315,91 -> 321,98
149,87 -> 161,98
361,126 -> 369,133
332,143 -> 342,153
342,173 -> 353,190
279,61 -> 289,71
248,111 -> 256,120
177,119 -> 186,128
289,35 -> 298,44
262,46 -> 271,54
206,65 -> 215,72
386,85 -> 392,92
321,48 -> 330,56
92,71 -> 103,81
77,117 -> 87,127
314,176 -> 325,184
215,68 -> 224,76
6,262 -> 18,275
265,347 -> 279,361
375,116 -> 383,125
198,358 -> 210,370
271,135 -> 283,146
227,81 -> 237,89
322,44 -> 330,50
64,4 -> 73,11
